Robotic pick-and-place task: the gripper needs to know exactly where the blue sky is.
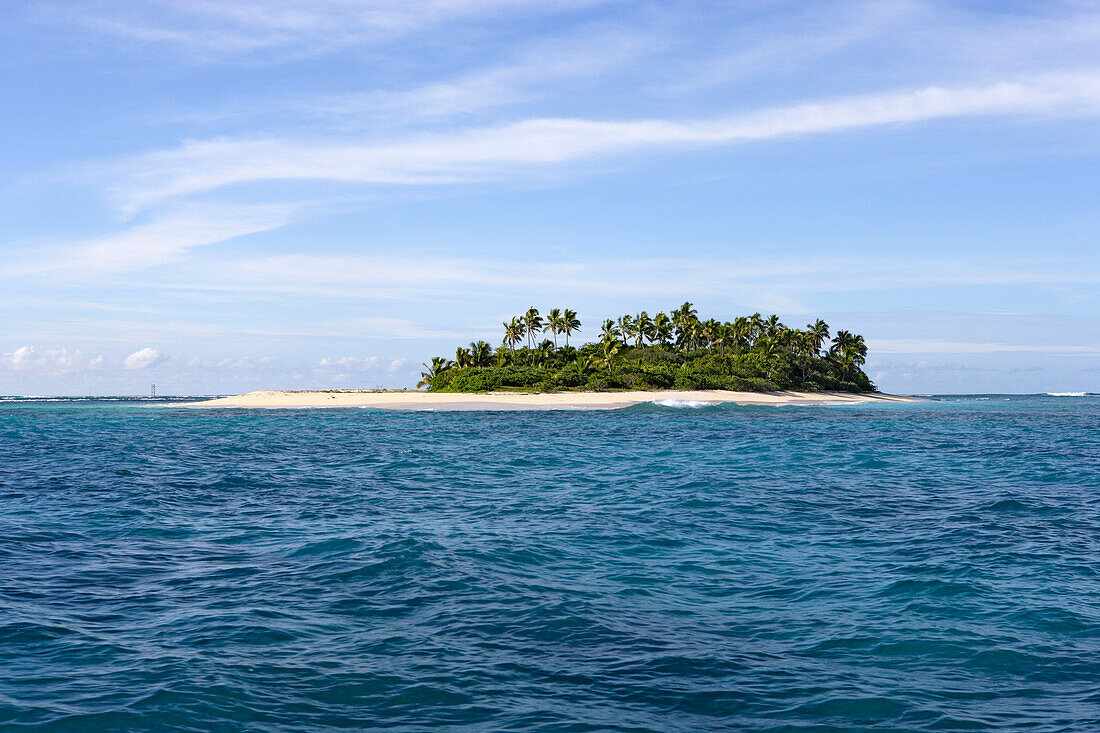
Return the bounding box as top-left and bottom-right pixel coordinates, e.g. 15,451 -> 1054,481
2,0 -> 1099,395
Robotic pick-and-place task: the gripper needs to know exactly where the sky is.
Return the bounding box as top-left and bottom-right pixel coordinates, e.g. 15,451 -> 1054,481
1,0 -> 1099,395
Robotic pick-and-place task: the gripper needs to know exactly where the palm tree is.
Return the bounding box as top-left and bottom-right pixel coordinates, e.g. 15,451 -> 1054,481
617,314 -> 634,347
418,357 -> 451,389
756,335 -> 780,361
634,312 -> 653,347
807,319 -> 830,356
749,313 -> 764,346
653,312 -> 672,346
702,318 -> 721,348
763,314 -> 781,337
567,356 -> 594,382
562,309 -> 581,347
546,308 -> 563,347
731,316 -> 751,349
673,302 -> 699,349
502,318 -> 523,353
713,322 -> 733,350
536,338 -> 555,366
674,301 -> 697,323
601,318 -> 620,344
454,346 -> 473,368
830,330 -> 867,378
830,330 -> 853,357
524,307 -> 543,349
681,318 -> 704,351
589,335 -> 621,377
469,340 -> 493,367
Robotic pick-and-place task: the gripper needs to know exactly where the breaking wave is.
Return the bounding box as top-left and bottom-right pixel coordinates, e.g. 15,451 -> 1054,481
652,399 -> 715,408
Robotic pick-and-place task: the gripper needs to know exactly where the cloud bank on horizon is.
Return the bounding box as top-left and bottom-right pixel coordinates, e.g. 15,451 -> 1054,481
1,0 -> 1098,394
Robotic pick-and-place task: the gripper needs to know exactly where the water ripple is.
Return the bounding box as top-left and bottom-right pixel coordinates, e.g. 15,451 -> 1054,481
0,396 -> 1098,730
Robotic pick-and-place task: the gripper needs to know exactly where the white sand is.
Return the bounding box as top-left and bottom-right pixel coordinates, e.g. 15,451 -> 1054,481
178,390 -> 915,411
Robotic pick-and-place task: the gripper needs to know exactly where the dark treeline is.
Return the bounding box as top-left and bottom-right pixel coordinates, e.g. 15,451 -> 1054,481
420,303 -> 873,393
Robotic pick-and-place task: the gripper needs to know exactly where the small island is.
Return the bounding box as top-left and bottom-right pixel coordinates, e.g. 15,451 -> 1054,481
183,304 -> 907,409
421,303 -> 873,394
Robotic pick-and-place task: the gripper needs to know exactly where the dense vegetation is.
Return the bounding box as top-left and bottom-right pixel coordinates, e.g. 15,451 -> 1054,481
420,304 -> 873,393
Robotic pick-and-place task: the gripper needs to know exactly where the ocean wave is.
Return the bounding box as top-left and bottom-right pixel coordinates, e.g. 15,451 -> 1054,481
1046,392 -> 1088,397
652,399 -> 715,408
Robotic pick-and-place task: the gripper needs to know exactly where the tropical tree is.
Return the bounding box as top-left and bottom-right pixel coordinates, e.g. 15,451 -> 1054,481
454,347 -> 473,368
566,356 -> 594,381
731,316 -> 752,349
524,307 -> 543,349
418,357 -> 451,388
702,318 -> 722,348
634,312 -> 653,347
590,335 -> 621,377
617,314 -> 634,347
601,318 -> 620,344
536,338 -> 555,365
502,318 -> 523,353
831,330 -> 867,378
672,302 -> 700,349
562,309 -> 581,347
653,312 -> 672,346
808,319 -> 830,356
749,313 -> 764,345
469,340 -> 493,367
546,308 -> 564,347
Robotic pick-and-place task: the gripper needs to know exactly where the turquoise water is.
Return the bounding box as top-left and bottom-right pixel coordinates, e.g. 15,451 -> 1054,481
1,395 -> 1098,731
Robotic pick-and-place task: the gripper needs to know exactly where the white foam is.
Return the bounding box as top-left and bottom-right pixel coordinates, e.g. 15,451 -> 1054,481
653,399 -> 715,408
1047,392 -> 1087,397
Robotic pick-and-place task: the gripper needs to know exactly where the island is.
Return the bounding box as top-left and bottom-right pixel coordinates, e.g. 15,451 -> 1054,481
183,304 -> 915,409
421,303 -> 874,393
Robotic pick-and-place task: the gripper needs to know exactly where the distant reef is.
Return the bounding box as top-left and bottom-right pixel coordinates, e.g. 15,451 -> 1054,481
420,303 -> 874,394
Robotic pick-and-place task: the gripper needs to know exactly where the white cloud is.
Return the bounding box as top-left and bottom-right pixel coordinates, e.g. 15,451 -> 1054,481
124,347 -> 165,370
1,346 -> 87,374
317,356 -> 381,370
387,357 -> 409,372
103,70 -> 1100,213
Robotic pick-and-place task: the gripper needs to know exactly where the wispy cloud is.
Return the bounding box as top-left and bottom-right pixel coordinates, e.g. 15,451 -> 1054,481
11,204 -> 298,275
102,70 -> 1100,213
661,0 -> 919,95
129,253 -> 1100,312
47,0 -> 604,56
304,28 -> 651,121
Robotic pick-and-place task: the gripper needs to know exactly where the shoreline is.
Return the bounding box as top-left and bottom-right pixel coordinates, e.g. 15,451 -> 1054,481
177,390 -> 916,411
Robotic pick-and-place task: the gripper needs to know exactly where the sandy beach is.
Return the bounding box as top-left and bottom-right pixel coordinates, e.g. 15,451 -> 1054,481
179,390 -> 915,411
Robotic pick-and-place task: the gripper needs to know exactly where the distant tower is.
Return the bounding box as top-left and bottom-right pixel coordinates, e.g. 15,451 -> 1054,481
151,384 -> 156,398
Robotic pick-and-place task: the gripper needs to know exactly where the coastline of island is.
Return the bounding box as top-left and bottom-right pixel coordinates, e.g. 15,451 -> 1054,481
179,304 -> 904,410
180,389 -> 916,411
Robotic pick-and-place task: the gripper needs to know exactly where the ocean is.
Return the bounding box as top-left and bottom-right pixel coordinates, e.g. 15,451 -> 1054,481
2,395 -> 1098,731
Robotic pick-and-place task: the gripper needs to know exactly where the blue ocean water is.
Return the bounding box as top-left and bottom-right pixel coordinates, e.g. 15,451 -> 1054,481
1,395 -> 1099,732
